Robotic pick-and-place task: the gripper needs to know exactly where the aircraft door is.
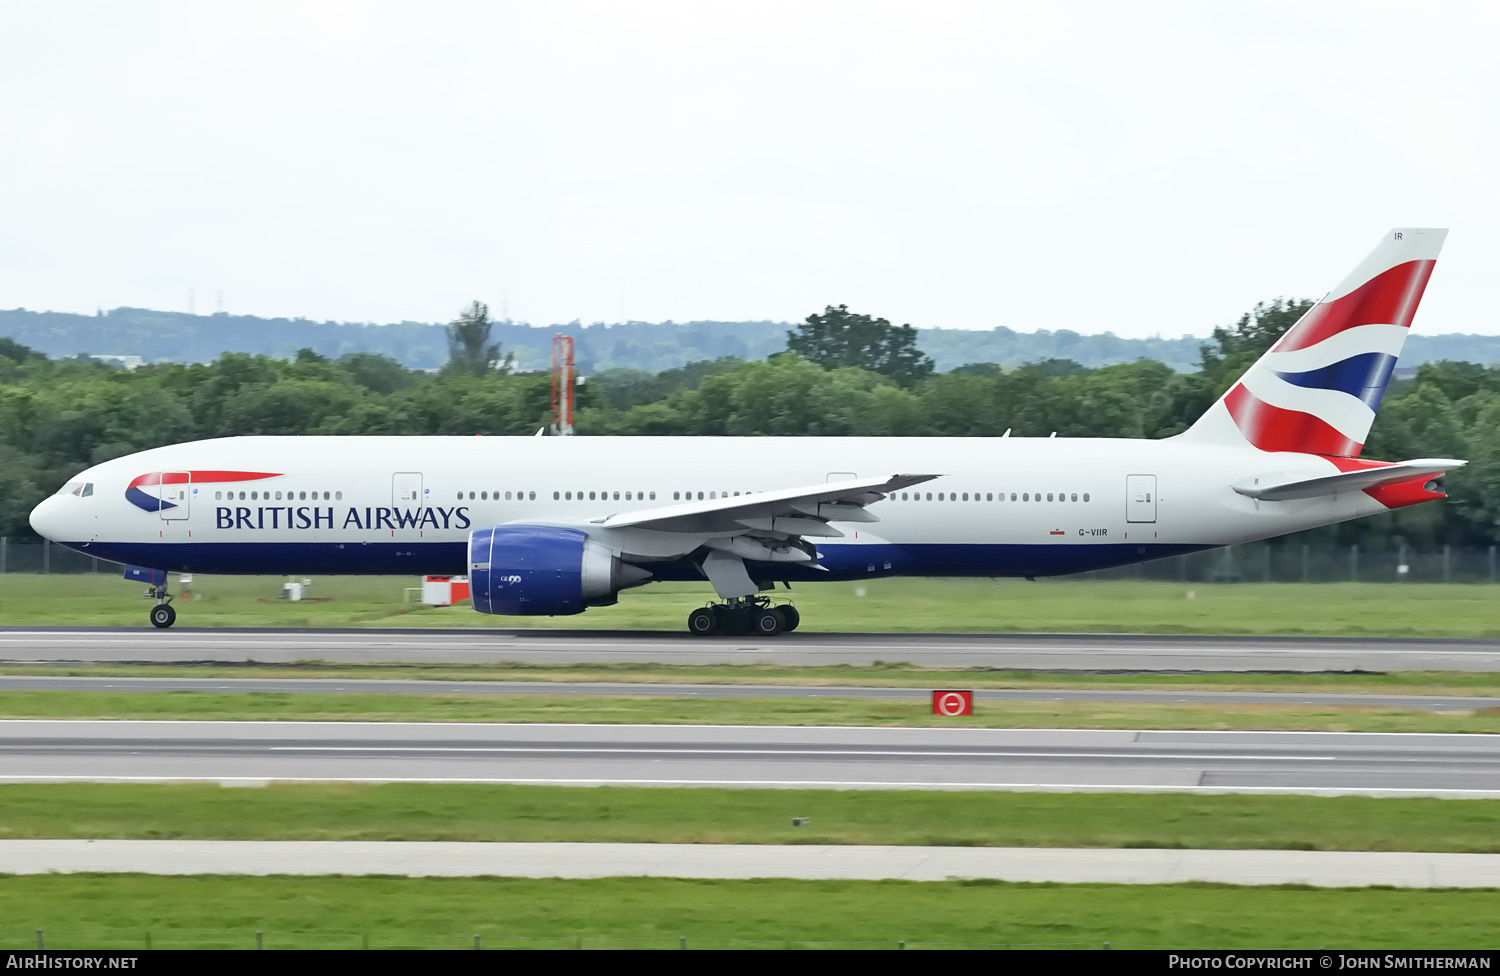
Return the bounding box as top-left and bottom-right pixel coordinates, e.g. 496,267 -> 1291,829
159,472 -> 191,521
393,472 -> 424,508
1126,474 -> 1157,523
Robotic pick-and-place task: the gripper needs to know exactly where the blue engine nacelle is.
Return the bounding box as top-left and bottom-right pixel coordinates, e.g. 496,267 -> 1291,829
468,524 -> 651,615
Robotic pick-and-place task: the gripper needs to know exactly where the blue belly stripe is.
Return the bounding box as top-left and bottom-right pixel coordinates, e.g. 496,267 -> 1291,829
58,539 -> 1214,582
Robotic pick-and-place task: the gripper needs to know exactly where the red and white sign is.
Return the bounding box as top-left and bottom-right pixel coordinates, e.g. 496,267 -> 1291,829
931,689 -> 974,716
421,575 -> 471,606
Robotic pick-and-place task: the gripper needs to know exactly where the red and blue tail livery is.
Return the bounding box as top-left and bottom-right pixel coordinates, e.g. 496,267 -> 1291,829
1184,228 -> 1444,458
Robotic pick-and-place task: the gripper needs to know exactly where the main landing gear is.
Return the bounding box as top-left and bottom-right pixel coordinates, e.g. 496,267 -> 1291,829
146,583 -> 176,629
687,596 -> 800,637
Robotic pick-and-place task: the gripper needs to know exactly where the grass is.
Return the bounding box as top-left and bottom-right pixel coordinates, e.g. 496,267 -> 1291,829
1,689 -> 1498,731
8,574 -> 1500,636
0,874 -> 1496,949
1,782 -> 1498,852
6,661 -> 1500,696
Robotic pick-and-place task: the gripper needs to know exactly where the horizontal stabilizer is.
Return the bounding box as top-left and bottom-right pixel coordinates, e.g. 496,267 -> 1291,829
1234,459 -> 1465,501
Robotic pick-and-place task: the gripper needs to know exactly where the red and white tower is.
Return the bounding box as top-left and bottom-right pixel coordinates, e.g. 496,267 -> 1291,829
550,334 -> 575,436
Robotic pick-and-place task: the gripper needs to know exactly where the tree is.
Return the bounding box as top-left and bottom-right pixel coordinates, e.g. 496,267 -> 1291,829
444,301 -> 513,377
786,305 -> 934,386
1197,298 -> 1314,391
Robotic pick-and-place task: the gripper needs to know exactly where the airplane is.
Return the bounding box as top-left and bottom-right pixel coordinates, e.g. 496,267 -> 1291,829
28,228 -> 1463,636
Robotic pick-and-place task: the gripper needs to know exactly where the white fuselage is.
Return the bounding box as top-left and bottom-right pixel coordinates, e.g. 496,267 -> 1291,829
29,434 -> 1387,581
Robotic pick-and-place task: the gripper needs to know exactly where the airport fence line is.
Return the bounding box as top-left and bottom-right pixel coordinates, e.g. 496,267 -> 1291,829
0,928 -> 1311,950
1077,542 -> 1500,585
3,536 -> 1500,584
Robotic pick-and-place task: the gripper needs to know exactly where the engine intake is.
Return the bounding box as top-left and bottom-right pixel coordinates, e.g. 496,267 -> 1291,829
468,525 -> 650,615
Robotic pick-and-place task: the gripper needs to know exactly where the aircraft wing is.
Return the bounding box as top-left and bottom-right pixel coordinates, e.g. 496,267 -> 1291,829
594,473 -> 939,535
1234,459 -> 1465,501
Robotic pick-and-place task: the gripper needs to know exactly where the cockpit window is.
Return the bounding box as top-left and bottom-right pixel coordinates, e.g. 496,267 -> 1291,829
56,482 -> 93,497
81,483 -> 93,497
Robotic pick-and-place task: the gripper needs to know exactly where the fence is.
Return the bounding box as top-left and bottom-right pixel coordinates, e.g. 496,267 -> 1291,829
0,539 -> 120,575
0,928 -> 1303,950
1075,543 -> 1500,585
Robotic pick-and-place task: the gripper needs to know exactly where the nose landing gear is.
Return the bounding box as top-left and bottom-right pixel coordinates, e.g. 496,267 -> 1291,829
146,583 -> 176,629
686,596 -> 799,637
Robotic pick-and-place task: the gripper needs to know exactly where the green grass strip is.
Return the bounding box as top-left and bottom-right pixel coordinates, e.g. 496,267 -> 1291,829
13,574 -> 1500,637
0,689 -> 1498,732
2,783 -> 1498,853
5,662 -> 1500,697
0,875 -> 1495,949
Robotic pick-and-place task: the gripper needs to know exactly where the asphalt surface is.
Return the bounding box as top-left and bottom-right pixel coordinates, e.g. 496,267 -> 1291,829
4,628 -> 1500,671
0,674 -> 1495,711
3,720 -> 1497,797
2,840 -> 1495,887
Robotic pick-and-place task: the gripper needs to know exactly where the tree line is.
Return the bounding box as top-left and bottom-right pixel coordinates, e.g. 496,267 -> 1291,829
1,300 -> 1498,555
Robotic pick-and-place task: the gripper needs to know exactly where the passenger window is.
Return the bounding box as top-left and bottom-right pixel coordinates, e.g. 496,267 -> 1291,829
614,491 -> 620,500
1047,493 -> 1054,502
336,492 -> 343,501
529,491 -> 535,501
215,491 -> 222,500
649,492 -> 656,500
697,491 -> 704,500
300,491 -> 307,500
1071,493 -> 1077,502
1083,493 -> 1090,502
986,493 -> 992,501
456,492 -> 463,500
553,491 -> 560,500
565,491 -> 573,500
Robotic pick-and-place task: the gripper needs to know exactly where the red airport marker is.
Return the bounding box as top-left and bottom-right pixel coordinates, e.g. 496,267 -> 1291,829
931,689 -> 974,717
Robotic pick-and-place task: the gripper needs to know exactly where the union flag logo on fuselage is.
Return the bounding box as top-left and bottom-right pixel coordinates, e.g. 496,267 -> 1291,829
125,471 -> 283,513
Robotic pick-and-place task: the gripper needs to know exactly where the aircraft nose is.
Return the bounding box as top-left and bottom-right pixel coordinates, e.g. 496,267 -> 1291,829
29,495 -> 70,541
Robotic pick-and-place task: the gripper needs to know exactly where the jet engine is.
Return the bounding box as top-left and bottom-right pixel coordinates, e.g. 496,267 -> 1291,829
468,524 -> 651,615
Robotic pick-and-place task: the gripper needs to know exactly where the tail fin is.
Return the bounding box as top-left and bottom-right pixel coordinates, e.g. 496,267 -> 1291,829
1179,228 -> 1446,456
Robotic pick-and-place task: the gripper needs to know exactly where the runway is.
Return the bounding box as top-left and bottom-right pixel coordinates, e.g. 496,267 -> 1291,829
3,721 -> 1498,797
4,627 -> 1500,671
3,839 -> 1496,888
1,674 -> 1495,711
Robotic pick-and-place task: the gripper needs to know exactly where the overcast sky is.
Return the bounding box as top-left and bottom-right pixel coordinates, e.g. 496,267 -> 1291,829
3,1 -> 1497,338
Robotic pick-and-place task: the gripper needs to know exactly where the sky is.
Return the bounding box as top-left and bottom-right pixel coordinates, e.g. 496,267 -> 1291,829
3,1 -> 1498,338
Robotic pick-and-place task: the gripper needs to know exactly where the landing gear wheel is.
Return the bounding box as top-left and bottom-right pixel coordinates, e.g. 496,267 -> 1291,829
752,607 -> 785,637
720,607 -> 752,636
150,604 -> 176,629
688,607 -> 718,636
779,605 -> 800,632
